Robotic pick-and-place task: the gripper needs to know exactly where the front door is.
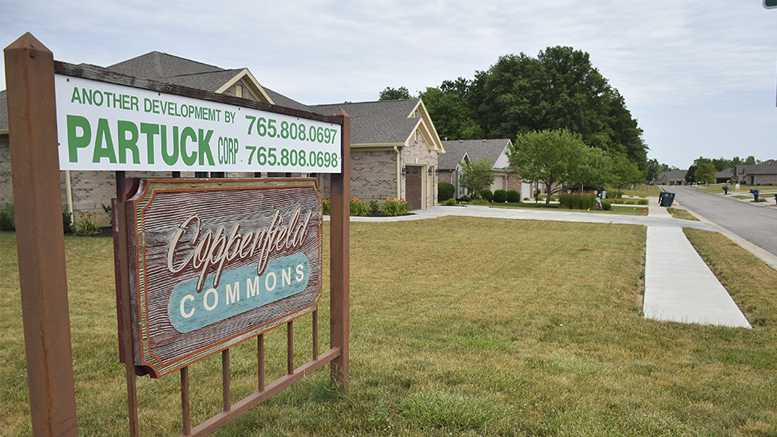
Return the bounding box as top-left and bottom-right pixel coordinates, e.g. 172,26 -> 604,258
406,166 -> 422,210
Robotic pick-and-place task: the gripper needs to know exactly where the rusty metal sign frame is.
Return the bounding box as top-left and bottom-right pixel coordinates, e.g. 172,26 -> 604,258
5,32 -> 350,437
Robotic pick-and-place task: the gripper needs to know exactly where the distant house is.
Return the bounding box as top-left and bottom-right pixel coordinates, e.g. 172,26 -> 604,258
438,139 -> 521,198
715,167 -> 734,184
656,169 -> 687,186
734,160 -> 777,185
0,52 -> 445,221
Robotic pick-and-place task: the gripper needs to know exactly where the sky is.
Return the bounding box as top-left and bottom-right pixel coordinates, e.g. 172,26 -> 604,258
1,0 -> 776,169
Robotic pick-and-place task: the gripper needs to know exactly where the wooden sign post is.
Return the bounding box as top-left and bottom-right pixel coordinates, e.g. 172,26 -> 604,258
4,33 -> 78,437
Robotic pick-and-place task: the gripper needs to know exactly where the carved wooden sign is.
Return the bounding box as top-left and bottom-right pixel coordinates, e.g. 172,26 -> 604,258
119,178 -> 322,378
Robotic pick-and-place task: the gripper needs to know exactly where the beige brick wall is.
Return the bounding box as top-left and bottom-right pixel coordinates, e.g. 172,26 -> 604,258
316,150 -> 398,202
351,150 -> 397,201
401,131 -> 439,208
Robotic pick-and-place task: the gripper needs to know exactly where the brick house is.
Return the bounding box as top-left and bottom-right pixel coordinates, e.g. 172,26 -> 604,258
0,52 -> 444,224
656,169 -> 688,186
438,139 -> 523,198
734,160 -> 777,185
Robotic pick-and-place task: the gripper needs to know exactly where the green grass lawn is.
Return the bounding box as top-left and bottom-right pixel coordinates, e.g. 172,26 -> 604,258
490,202 -> 649,216
1,219 -> 776,436
619,184 -> 662,198
666,208 -> 698,221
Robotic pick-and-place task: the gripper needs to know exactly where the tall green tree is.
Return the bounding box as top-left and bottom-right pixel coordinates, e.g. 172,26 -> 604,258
695,163 -> 717,184
468,47 -> 648,171
418,86 -> 483,140
508,129 -> 587,206
571,147 -> 613,190
379,86 -> 412,100
610,153 -> 644,189
459,157 -> 495,198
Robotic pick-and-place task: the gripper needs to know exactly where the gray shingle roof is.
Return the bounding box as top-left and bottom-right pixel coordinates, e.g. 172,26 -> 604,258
749,159 -> 777,175
658,169 -> 687,181
107,51 -> 245,93
310,99 -> 421,145
438,139 -> 510,170
263,87 -> 312,112
715,167 -> 734,178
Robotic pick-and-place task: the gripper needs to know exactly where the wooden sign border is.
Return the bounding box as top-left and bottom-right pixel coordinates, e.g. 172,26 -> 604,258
118,178 -> 324,378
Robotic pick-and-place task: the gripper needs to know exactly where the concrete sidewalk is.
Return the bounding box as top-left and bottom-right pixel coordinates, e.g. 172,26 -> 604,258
336,197 -> 753,329
643,196 -> 750,328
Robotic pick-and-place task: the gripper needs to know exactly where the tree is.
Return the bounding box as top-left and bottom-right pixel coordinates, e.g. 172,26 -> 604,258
694,163 -> 716,184
418,86 -> 483,140
459,157 -> 495,199
571,147 -> 613,190
468,46 -> 648,172
609,153 -> 644,189
685,165 -> 697,183
379,86 -> 412,100
508,129 -> 587,205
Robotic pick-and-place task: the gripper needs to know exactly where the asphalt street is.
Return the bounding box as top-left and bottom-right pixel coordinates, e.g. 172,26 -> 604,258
669,186 -> 777,258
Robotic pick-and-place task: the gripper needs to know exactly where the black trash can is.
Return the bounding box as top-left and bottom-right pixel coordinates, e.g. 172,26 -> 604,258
723,185 -> 729,195
660,192 -> 675,207
750,189 -> 759,202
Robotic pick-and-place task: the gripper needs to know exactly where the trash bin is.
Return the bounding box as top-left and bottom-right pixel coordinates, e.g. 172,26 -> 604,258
774,194 -> 777,205
660,192 -> 675,207
723,185 -> 729,195
658,192 -> 666,204
750,189 -> 759,202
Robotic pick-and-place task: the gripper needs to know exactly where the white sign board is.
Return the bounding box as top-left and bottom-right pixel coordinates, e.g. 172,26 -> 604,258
55,75 -> 342,173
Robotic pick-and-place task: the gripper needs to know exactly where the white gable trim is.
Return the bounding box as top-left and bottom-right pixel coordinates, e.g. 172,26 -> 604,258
408,99 -> 445,153
215,69 -> 274,104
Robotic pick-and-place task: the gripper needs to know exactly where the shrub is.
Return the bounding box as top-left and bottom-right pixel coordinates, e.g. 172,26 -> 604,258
507,190 -> 520,203
438,182 -> 455,201
602,199 -> 612,210
445,198 -> 457,206
559,192 -> 597,210
637,199 -> 649,205
322,199 -> 330,215
493,189 -> 507,203
73,212 -> 100,236
608,190 -> 624,199
62,206 -> 72,233
469,198 -> 489,205
350,198 -> 368,216
0,203 -> 15,231
479,189 -> 493,202
381,198 -> 411,216
368,200 -> 379,214
458,195 -> 471,202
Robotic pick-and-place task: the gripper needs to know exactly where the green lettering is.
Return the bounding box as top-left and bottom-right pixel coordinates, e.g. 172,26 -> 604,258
140,123 -> 158,165
180,127 -> 197,166
92,118 -> 117,163
117,120 -> 140,164
66,115 -> 91,162
198,129 -> 215,166
70,88 -> 82,104
163,125 -> 178,165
